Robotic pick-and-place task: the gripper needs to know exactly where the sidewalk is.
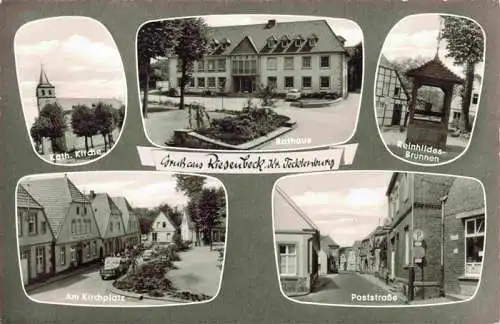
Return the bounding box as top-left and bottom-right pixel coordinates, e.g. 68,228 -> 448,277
357,273 -> 408,303
25,260 -> 101,293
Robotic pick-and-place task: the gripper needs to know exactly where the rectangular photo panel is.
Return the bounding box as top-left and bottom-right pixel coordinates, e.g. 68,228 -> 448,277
137,14 -> 363,151
374,14 -> 485,166
272,171 -> 486,306
16,172 -> 227,307
14,16 -> 127,166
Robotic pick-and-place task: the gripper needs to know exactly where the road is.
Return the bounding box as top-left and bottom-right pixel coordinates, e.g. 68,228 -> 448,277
294,272 -> 405,306
28,263 -> 167,306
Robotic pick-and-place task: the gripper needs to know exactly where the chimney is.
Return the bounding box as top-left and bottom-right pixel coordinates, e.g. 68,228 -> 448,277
266,19 -> 277,29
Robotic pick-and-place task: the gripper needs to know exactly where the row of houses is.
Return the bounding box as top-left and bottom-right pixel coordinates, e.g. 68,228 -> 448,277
164,19 -> 362,96
146,209 -> 226,245
343,173 -> 485,301
17,176 -> 141,286
375,54 -> 480,130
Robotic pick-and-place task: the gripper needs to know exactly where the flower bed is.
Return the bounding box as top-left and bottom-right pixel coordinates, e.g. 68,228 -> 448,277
196,107 -> 290,145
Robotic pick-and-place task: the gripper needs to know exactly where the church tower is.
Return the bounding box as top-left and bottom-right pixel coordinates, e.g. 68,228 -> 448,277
36,65 -> 57,113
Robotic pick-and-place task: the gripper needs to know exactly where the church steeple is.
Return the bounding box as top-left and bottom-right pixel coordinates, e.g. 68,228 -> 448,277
36,64 -> 56,113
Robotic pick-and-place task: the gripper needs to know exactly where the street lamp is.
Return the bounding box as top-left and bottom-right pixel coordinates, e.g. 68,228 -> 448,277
439,195 -> 448,297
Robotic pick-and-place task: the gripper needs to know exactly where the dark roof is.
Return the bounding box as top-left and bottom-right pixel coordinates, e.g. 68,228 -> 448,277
21,176 -> 89,237
17,184 -> 43,209
386,172 -> 400,196
379,54 -> 394,69
57,98 -> 123,112
445,178 -> 484,216
90,193 -> 123,236
205,20 -> 346,56
111,196 -> 139,234
406,55 -> 463,84
38,65 -> 52,87
320,235 -> 339,248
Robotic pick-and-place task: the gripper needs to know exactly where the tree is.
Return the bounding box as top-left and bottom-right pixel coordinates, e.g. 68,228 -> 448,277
93,102 -> 116,151
137,20 -> 180,118
39,103 -> 67,156
174,18 -> 209,122
71,104 -> 97,152
190,187 -> 221,247
30,116 -> 50,154
175,174 -> 206,198
441,15 -> 484,132
117,104 -> 126,128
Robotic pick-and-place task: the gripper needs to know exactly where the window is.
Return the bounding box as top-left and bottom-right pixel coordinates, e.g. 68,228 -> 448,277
284,77 -> 294,88
267,76 -> 277,88
302,77 -> 312,88
320,76 -> 330,88
189,77 -> 195,88
394,87 -> 400,97
70,247 -> 76,262
267,38 -> 276,48
302,56 -> 311,69
152,232 -> 158,242
117,222 -> 121,231
232,56 -> 257,74
465,216 -> 485,276
18,212 -> 24,236
167,233 -> 171,241
279,244 -> 297,275
71,220 -> 76,234
320,56 -> 330,68
48,90 -> 52,95
266,57 -> 277,71
20,249 -> 29,260
88,221 -> 91,233
77,219 -> 82,234
41,221 -> 47,234
295,38 -> 303,47
472,93 -> 479,105
197,77 -> 205,88
403,174 -> 410,201
60,247 -> 66,265
394,185 -> 400,213
218,77 -> 226,88
76,206 -> 80,215
404,227 -> 410,265
284,57 -> 294,70
207,59 -> 216,72
156,222 -> 160,228
28,212 -> 37,235
110,222 -> 113,232
41,90 -> 45,96
36,247 -> 45,274
208,77 -> 216,88
197,60 -> 205,72
217,59 -> 226,72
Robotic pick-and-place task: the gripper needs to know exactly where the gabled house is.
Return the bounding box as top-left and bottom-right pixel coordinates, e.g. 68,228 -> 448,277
111,196 -> 141,249
17,184 -> 55,285
274,185 -> 320,295
375,55 -> 410,127
180,211 -> 197,244
149,211 -> 177,244
21,176 -> 101,274
318,235 -> 339,275
89,192 -> 126,257
169,19 -> 351,97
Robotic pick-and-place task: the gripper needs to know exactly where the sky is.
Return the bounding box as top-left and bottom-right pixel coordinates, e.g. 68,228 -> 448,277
14,16 -> 127,126
23,172 -> 224,209
277,172 -> 393,247
381,14 -> 485,78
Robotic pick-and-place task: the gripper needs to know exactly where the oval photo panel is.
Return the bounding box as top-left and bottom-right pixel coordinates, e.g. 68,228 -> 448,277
374,14 -> 485,166
14,16 -> 127,166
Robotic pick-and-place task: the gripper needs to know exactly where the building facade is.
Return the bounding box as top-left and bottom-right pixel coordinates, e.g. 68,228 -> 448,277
111,196 -> 141,249
274,185 -> 320,295
180,212 -> 197,243
149,211 -> 177,244
90,192 -> 127,257
443,177 -> 485,298
375,55 -> 410,127
21,176 -> 102,274
168,19 -> 350,97
17,185 -> 55,285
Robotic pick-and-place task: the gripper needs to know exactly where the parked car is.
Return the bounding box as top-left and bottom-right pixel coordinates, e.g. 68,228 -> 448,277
99,257 -> 129,280
285,89 -> 301,101
142,249 -> 154,262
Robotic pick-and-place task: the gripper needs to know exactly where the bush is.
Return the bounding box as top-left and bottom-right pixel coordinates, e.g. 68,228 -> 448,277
149,290 -> 165,297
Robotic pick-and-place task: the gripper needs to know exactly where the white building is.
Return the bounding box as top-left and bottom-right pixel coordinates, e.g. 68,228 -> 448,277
149,211 -> 177,244
168,19 -> 350,96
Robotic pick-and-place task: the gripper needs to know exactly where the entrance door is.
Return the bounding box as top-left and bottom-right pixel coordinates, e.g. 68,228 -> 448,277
390,250 -> 396,278
391,104 -> 402,125
76,244 -> 83,266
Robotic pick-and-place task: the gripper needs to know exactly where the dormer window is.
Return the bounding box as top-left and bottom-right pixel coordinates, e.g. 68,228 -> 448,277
267,36 -> 277,48
281,37 -> 290,47
294,35 -> 304,47
308,34 -> 318,47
